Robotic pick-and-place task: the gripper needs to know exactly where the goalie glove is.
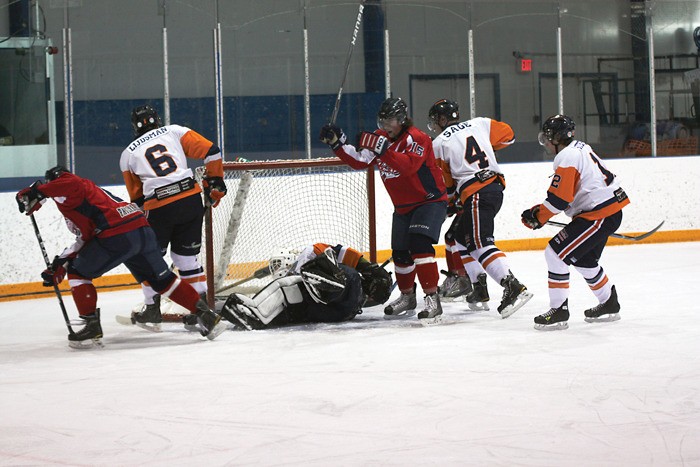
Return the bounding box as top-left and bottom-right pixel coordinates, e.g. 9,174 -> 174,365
356,261 -> 392,305
203,176 -> 227,208
41,255 -> 70,287
356,131 -> 389,156
16,181 -> 46,215
319,124 -> 347,151
300,248 -> 347,304
521,205 -> 544,230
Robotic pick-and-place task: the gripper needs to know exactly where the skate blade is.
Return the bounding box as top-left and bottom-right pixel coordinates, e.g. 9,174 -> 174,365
584,313 -> 621,323
499,291 -> 534,319
68,337 -> 104,349
418,314 -> 443,326
383,310 -> 416,320
115,315 -> 162,332
534,321 -> 569,331
466,301 -> 489,311
441,295 -> 467,303
202,320 -> 228,340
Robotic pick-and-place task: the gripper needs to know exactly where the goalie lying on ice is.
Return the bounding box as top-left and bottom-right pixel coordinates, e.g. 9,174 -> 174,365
220,247 -> 391,330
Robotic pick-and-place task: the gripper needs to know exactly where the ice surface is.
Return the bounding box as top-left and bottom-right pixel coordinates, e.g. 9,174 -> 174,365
1,243 -> 699,466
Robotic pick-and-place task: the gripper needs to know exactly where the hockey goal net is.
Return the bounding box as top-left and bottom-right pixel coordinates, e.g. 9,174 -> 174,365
203,157 -> 376,299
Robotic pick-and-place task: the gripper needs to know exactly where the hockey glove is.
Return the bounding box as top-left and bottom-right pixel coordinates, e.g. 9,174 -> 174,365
16,181 -> 46,215
41,256 -> 69,287
446,196 -> 463,217
521,205 -> 544,230
319,124 -> 347,151
203,176 -> 227,208
357,261 -> 392,305
356,131 -> 388,156
300,249 -> 347,304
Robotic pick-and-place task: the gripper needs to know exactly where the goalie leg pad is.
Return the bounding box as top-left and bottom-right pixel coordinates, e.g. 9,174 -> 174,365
225,276 -> 304,326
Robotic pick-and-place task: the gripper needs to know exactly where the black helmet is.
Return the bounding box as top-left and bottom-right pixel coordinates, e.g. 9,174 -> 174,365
45,165 -> 70,182
539,114 -> 575,146
377,97 -> 408,128
131,104 -> 162,137
428,99 -> 459,132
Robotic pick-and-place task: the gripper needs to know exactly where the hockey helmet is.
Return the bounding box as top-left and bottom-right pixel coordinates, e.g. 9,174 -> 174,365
377,97 -> 408,128
45,165 -> 70,182
427,99 -> 460,132
539,114 -> 575,146
268,249 -> 298,278
131,104 -> 162,137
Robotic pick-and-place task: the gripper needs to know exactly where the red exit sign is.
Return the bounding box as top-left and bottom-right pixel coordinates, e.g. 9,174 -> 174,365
518,58 -> 532,73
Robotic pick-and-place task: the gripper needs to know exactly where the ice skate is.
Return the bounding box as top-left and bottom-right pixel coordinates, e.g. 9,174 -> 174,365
220,294 -> 265,331
498,272 -> 533,318
417,292 -> 443,325
68,309 -> 104,349
439,271 -> 472,302
194,299 -> 226,340
534,300 -> 570,331
183,293 -> 208,331
383,284 -> 417,319
584,286 -> 621,323
129,295 -> 162,332
465,273 -> 490,311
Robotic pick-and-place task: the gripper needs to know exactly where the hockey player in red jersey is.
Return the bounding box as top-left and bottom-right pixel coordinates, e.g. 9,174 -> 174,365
319,97 -> 447,324
15,166 -> 225,348
120,104 -> 227,328
522,115 -> 630,330
429,99 -> 532,318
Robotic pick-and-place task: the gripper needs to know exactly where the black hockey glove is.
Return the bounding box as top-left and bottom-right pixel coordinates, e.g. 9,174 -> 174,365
356,131 -> 388,156
41,256 -> 69,287
521,205 -> 543,230
16,181 -> 46,215
203,176 -> 227,208
357,261 -> 392,305
319,124 -> 347,151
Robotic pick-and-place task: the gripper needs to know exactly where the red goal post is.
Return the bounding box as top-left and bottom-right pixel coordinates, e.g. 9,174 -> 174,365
203,157 -> 376,302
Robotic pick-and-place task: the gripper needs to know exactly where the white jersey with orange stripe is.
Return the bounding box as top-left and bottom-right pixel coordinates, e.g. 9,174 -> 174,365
545,140 -> 628,219
119,124 -> 223,210
432,117 -> 514,200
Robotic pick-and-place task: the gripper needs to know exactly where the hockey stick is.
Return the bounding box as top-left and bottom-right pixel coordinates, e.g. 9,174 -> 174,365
545,220 -> 665,241
29,214 -> 75,335
215,265 -> 272,296
329,0 -> 366,124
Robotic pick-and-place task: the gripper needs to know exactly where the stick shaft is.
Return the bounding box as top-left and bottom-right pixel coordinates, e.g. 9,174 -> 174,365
330,1 -> 366,124
546,220 -> 664,241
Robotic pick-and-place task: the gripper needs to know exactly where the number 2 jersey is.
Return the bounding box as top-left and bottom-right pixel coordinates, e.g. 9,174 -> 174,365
536,140 -> 630,222
432,117 -> 515,203
119,124 -> 224,211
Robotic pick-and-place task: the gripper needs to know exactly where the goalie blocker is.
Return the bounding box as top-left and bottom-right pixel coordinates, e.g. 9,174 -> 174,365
220,249 -> 368,330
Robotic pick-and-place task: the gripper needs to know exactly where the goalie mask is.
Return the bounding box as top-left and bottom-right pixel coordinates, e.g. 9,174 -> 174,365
268,249 -> 297,278
299,248 -> 347,305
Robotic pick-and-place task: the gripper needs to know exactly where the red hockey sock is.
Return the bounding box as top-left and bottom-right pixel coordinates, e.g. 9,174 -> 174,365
70,282 -> 98,317
163,278 -> 201,313
394,263 -> 417,294
414,254 -> 439,294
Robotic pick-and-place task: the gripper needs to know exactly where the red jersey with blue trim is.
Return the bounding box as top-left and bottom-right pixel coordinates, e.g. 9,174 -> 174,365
334,126 -> 447,214
36,172 -> 149,244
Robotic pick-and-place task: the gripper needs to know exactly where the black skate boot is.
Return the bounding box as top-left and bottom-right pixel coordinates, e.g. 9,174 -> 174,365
68,309 -> 104,349
534,300 -> 570,331
417,292 -> 443,325
439,271 -> 472,302
498,272 -> 533,318
183,293 -> 207,331
384,284 -> 417,319
584,286 -> 621,323
130,295 -> 162,331
220,294 -> 265,330
465,273 -> 490,311
194,299 -> 226,340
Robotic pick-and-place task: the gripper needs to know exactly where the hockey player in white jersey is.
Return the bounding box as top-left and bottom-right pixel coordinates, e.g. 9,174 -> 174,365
429,99 -> 532,318
521,114 -> 630,330
120,104 -> 227,329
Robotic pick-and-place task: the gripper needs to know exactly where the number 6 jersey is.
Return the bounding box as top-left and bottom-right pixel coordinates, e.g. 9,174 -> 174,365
119,124 -> 223,210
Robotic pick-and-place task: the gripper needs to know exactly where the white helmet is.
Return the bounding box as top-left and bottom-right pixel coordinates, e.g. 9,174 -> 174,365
268,249 -> 298,278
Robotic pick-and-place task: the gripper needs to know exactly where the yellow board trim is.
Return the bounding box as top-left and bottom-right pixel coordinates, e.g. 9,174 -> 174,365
2,229 -> 698,302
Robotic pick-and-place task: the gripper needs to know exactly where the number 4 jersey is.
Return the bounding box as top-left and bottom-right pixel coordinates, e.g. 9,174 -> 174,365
432,117 -> 515,203
119,124 -> 223,210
